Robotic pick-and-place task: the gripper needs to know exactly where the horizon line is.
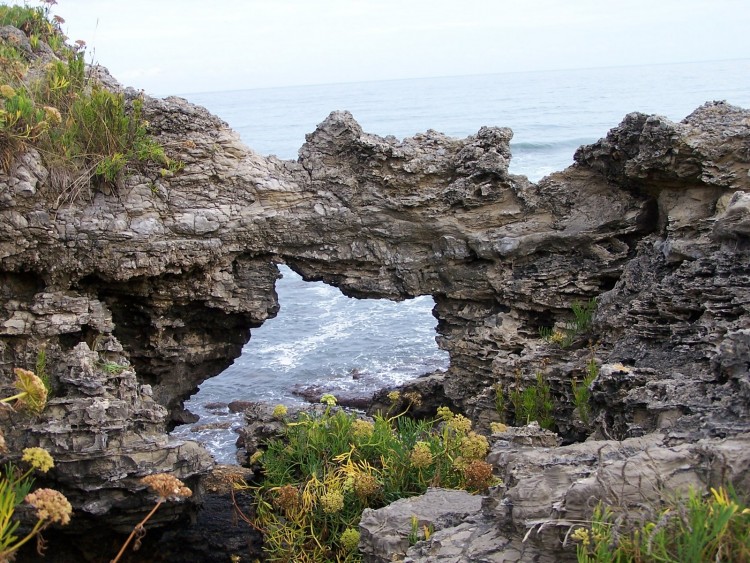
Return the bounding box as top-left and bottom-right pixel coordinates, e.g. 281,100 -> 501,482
170,57 -> 750,100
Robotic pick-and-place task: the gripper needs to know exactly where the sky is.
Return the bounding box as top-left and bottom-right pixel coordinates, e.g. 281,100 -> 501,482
15,0 -> 750,96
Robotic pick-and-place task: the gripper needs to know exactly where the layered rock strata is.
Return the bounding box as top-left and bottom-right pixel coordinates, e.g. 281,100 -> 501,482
1,37 -> 749,558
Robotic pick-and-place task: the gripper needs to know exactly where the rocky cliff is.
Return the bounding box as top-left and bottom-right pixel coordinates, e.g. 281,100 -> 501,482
1,30 -> 749,560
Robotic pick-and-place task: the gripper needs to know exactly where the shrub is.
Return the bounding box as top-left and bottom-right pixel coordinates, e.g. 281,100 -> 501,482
496,371 -> 555,430
573,486 -> 750,562
237,401 -> 496,562
0,3 -> 178,199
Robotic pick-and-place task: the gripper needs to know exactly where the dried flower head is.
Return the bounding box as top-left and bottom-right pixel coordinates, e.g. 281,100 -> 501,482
463,459 -> 493,491
340,527 -> 361,552
404,391 -> 422,407
272,404 -> 288,419
0,85 -> 16,98
13,368 -> 48,413
274,484 -> 300,514
320,489 -> 344,514
141,473 -> 192,500
409,441 -> 434,469
25,488 -> 72,525
320,394 -> 337,406
446,413 -> 472,434
351,419 -> 374,440
460,432 -> 489,460
22,447 -> 54,473
43,105 -> 62,124
353,473 -> 380,499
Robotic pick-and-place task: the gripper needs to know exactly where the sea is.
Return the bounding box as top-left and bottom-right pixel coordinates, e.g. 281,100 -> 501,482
170,59 -> 750,463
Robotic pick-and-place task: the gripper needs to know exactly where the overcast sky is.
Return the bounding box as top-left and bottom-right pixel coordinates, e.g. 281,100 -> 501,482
27,0 -> 750,96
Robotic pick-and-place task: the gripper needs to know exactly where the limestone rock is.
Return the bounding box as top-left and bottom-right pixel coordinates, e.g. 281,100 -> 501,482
1,28 -> 749,559
359,488 -> 482,562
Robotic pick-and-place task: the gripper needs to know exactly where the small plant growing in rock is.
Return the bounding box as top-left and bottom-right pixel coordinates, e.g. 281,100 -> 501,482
111,473 -> 192,563
407,515 -> 433,546
572,486 -> 750,562
0,3 -> 180,201
237,399 -> 493,561
0,368 -> 48,414
540,299 -> 597,348
496,371 -> 555,430
572,354 -> 598,426
0,367 -> 72,561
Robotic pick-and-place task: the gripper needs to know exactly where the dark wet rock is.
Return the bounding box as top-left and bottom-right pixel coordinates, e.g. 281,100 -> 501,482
227,400 -> 255,413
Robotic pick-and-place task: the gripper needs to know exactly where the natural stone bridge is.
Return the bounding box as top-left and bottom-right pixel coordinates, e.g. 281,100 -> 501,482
2,88 -> 749,554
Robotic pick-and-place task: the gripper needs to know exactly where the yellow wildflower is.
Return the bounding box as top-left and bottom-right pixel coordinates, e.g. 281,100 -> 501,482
320,489 -> 344,514
22,447 -> 54,473
320,394 -> 337,406
0,85 -> 16,98
549,330 -> 566,344
25,488 -> 72,525
460,432 -> 489,460
387,390 -> 400,403
446,414 -> 472,434
436,406 -> 454,421
490,422 -> 508,434
13,368 -> 48,413
409,441 -> 434,469
570,527 -> 591,546
351,419 -> 374,440
272,404 -> 288,419
340,528 -> 360,552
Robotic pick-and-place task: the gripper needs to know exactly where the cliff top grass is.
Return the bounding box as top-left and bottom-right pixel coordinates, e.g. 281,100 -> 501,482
0,1 -> 179,204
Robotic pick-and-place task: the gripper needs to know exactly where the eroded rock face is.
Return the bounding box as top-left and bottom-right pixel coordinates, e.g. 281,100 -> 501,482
1,41 -> 748,558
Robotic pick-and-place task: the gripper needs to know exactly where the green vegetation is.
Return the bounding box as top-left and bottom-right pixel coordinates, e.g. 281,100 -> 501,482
0,2 -> 180,202
572,354 -> 598,425
540,299 -> 597,348
97,360 -> 128,375
35,345 -> 50,393
238,398 -> 495,562
0,368 -> 72,560
572,486 -> 750,562
495,371 -> 555,430
408,514 -> 433,546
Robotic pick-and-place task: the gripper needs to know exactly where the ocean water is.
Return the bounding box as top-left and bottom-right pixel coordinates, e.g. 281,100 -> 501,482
171,60 -> 750,462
